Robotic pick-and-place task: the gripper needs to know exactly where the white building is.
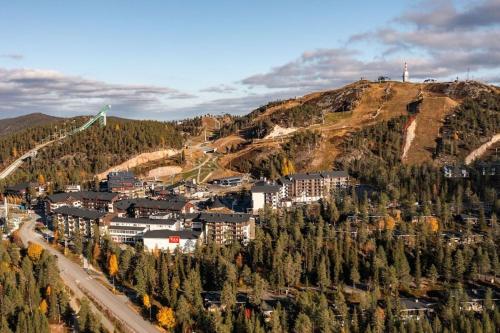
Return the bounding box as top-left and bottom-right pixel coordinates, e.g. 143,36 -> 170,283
251,171 -> 349,213
143,229 -> 202,253
107,216 -> 180,244
251,182 -> 283,214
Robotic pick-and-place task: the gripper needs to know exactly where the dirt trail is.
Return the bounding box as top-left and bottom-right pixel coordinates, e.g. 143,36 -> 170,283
97,149 -> 179,179
402,118 -> 417,161
465,133 -> 500,165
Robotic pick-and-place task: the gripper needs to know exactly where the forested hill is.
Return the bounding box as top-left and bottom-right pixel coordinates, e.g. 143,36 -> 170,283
215,80 -> 500,179
0,116 -> 184,190
0,113 -> 61,137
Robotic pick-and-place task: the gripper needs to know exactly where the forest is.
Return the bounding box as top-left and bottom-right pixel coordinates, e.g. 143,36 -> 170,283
436,93 -> 500,159
55,200 -> 500,333
0,236 -> 104,333
0,117 -> 184,192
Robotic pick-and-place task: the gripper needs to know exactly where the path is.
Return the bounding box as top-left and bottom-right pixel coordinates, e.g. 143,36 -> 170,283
465,133 -> 500,165
402,118 -> 417,161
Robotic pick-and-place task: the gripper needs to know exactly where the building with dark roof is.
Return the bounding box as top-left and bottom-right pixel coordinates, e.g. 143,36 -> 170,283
53,206 -> 107,238
45,191 -> 119,215
198,212 -> 254,245
399,298 -> 434,321
113,196 -> 194,218
443,165 -> 469,178
106,171 -> 142,194
251,170 -> 349,213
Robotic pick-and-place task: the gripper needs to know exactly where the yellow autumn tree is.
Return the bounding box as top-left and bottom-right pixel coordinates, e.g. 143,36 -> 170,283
427,217 -> 439,232
46,285 -> 52,297
37,174 -> 46,185
157,307 -> 175,331
143,294 -> 152,320
281,157 -> 296,176
287,159 -> 295,174
385,216 -> 396,231
27,243 -> 44,262
143,294 -> 151,309
39,299 -> 48,314
108,253 -> 118,277
108,253 -> 119,290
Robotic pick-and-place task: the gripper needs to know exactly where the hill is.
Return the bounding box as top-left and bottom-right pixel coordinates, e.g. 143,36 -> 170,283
0,113 -> 62,137
213,80 -> 500,179
0,116 -> 185,190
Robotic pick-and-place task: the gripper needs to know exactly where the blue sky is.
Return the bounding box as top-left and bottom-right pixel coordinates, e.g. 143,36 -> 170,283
0,0 -> 499,119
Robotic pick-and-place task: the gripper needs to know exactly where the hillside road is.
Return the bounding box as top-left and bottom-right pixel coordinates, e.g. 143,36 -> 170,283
19,216 -> 159,333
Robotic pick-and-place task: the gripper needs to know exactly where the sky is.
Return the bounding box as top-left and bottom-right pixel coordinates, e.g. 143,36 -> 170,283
0,0 -> 499,120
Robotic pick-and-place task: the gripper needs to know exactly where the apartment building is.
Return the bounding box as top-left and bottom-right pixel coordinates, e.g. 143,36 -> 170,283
113,196 -> 194,218
53,206 -> 107,238
107,171 -> 143,195
199,212 -> 255,245
45,191 -> 119,215
251,182 -> 283,214
251,170 -> 349,212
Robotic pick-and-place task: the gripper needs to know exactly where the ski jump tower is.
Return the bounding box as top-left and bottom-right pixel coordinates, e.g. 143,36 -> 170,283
72,104 -> 109,133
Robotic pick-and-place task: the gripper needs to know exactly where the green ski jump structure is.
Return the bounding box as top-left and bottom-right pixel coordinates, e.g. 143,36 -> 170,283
0,105 -> 110,180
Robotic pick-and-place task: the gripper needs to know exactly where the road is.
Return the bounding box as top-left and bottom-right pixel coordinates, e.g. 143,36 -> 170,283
19,217 -> 159,333
0,138 -> 61,179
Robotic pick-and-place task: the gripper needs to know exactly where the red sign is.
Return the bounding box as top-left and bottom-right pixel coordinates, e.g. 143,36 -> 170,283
169,236 -> 180,243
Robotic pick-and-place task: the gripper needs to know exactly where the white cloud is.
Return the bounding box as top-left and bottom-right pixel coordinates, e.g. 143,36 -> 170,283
0,68 -> 196,119
242,0 -> 500,90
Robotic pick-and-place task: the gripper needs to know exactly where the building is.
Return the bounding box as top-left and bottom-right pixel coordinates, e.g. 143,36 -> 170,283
212,176 -> 243,187
113,196 -> 194,218
108,216 -> 180,244
199,212 -> 255,245
53,206 -> 107,238
106,171 -> 142,194
251,170 -> 349,213
65,184 -> 81,192
143,229 -> 202,253
4,182 -> 45,204
45,191 -> 119,215
251,181 -> 283,214
399,298 -> 434,321
443,165 -> 469,178
284,171 -> 349,203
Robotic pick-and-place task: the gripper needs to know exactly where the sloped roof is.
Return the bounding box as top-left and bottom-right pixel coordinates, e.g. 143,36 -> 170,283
54,206 -> 107,220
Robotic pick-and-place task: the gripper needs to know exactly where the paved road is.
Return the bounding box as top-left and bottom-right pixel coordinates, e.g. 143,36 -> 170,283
19,217 -> 159,333
0,138 -> 62,179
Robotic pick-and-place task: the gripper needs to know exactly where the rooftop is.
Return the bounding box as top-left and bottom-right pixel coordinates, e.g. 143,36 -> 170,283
54,206 -> 107,220
114,196 -> 189,211
251,181 -> 282,193
48,191 -> 119,203
110,216 -> 178,225
143,229 -> 202,239
199,212 -> 252,223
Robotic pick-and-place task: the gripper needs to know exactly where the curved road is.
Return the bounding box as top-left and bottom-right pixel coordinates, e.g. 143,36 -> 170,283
19,217 -> 159,333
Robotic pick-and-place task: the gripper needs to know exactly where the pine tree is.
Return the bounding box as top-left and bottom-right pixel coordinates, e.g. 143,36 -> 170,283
293,313 -> 312,333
